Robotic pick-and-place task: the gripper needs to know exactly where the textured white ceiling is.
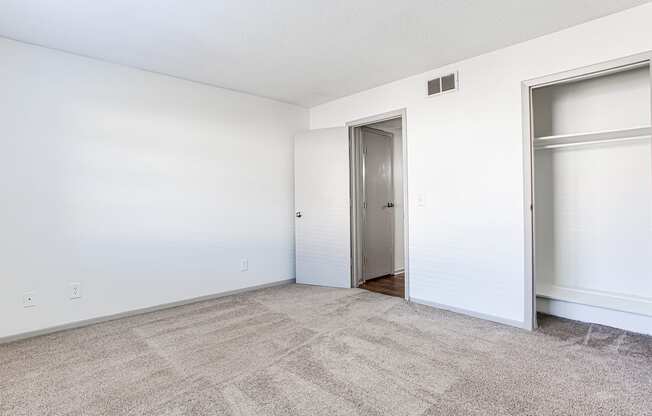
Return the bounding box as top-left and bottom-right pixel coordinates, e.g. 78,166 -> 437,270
0,0 -> 649,107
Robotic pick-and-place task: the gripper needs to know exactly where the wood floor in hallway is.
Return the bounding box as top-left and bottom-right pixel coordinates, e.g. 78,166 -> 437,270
359,273 -> 405,298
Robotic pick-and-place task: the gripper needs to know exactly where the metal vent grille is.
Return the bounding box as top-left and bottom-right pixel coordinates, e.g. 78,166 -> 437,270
427,72 -> 458,97
427,78 -> 441,96
441,74 -> 456,92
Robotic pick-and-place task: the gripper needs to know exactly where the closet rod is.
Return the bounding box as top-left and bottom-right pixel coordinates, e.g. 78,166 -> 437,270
535,134 -> 651,150
534,126 -> 652,150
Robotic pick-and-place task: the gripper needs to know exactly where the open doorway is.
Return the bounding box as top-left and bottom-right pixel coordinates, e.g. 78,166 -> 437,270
348,111 -> 408,299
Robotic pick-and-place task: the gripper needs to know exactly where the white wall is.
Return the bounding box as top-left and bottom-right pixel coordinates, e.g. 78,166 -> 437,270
309,3 -> 652,326
0,38 -> 308,339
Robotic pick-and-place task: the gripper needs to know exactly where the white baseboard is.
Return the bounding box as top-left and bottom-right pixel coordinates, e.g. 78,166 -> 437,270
537,297 -> 652,335
0,279 -> 296,344
537,283 -> 652,317
410,297 -> 529,331
393,268 -> 405,275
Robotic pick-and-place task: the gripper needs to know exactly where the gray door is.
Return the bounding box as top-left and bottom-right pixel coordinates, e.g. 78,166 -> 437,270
362,128 -> 394,280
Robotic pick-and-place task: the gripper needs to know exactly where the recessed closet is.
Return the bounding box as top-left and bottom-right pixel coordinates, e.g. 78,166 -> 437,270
529,58 -> 652,332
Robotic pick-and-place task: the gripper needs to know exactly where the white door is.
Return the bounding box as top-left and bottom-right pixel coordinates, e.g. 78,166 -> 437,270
294,128 -> 351,288
362,128 -> 394,280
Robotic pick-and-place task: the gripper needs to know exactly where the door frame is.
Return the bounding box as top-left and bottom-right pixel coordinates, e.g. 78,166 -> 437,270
347,109 -> 409,301
520,51 -> 652,331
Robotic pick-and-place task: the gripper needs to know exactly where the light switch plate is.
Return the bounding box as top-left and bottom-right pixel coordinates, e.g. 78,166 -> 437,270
69,282 -> 81,299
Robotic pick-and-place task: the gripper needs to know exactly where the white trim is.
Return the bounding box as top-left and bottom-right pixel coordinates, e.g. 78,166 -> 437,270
411,297 -> 530,330
401,112 -> 410,301
347,109 -> 407,128
349,126 -> 364,288
537,297 -> 652,336
0,279 -> 296,344
537,283 -> 652,317
522,52 -> 651,88
521,80 -> 536,331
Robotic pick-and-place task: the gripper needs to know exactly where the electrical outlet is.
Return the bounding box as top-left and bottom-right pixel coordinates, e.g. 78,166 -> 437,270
69,282 -> 81,299
240,259 -> 248,272
23,292 -> 36,308
417,193 -> 426,207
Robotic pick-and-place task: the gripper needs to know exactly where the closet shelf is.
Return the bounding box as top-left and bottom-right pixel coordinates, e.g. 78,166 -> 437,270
533,125 -> 652,150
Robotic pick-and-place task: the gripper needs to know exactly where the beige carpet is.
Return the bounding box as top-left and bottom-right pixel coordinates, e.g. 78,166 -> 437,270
1,284 -> 651,415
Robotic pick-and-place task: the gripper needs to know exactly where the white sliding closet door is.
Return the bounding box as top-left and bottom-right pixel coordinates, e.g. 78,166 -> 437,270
294,128 -> 351,288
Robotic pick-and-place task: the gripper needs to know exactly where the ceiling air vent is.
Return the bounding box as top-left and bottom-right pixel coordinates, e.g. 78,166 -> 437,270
427,72 -> 458,97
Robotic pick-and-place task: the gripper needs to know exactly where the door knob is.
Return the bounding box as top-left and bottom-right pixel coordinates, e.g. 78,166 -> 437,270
295,211 -> 302,218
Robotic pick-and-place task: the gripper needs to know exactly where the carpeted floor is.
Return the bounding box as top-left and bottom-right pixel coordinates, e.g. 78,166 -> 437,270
1,284 -> 651,415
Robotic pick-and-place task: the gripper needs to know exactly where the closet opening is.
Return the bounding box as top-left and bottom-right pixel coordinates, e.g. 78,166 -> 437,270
348,111 -> 408,299
523,53 -> 652,334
